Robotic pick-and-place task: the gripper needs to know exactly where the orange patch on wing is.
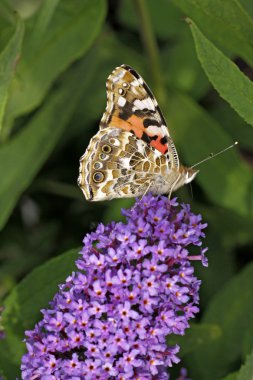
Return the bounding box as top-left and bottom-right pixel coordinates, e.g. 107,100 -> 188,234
127,115 -> 146,137
110,115 -> 168,155
150,137 -> 168,155
110,115 -> 131,131
110,115 -> 145,139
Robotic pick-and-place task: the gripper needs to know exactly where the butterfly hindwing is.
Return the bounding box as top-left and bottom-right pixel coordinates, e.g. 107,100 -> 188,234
78,127 -> 171,201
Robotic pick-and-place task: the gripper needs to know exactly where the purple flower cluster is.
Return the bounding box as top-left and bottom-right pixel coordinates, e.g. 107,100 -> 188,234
21,195 -> 207,379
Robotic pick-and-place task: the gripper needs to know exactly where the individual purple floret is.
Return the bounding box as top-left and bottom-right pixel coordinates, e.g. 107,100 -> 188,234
21,194 -> 207,379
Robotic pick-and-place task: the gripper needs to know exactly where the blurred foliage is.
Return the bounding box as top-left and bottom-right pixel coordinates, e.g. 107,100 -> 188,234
0,0 -> 253,379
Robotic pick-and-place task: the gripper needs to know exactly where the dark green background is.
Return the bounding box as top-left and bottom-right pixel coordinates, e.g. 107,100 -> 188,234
0,1 -> 253,379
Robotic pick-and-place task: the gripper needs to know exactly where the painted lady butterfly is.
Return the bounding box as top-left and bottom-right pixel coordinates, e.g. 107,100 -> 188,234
78,64 -> 198,201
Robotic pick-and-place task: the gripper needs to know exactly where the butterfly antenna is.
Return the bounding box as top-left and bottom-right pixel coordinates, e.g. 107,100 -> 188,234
191,141 -> 238,169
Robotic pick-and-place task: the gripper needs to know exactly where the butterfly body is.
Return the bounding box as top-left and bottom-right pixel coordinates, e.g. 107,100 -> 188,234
78,65 -> 198,201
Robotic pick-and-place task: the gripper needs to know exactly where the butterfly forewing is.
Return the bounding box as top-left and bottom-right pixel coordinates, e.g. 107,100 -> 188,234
101,65 -> 179,160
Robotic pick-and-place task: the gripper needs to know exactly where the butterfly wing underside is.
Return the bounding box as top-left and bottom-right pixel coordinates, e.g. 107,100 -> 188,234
78,65 -> 181,201
101,64 -> 179,160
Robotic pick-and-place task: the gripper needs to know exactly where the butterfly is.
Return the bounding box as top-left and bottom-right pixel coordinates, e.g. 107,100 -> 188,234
78,64 -> 198,201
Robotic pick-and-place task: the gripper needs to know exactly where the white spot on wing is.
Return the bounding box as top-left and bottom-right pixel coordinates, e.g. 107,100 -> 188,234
133,98 -> 155,111
111,69 -> 125,83
146,126 -> 163,136
118,96 -> 126,107
109,138 -> 120,146
131,79 -> 140,87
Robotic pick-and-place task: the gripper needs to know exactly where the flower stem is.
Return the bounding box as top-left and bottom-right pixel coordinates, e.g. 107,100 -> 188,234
133,0 -> 165,107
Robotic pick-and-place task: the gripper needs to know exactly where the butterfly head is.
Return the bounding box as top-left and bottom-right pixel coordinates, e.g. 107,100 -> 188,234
184,167 -> 199,184
168,166 -> 198,194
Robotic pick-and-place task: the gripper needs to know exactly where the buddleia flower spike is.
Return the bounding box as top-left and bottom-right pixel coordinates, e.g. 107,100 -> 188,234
21,195 -> 208,379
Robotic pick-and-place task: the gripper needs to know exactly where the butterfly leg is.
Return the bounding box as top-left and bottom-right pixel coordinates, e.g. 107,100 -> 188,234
140,180 -> 154,200
168,174 -> 181,199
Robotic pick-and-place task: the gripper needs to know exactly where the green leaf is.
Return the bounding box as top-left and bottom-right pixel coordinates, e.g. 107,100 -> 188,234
119,0 -> 183,39
194,205 -> 253,304
26,0 -> 60,48
240,0 -> 253,18
242,317 -> 253,358
210,100 -> 253,152
7,0 -> 42,19
2,248 -> 79,368
220,374 -> 238,380
0,221 -> 60,288
237,351 -> 253,380
0,339 -> 19,379
0,57 -> 91,230
166,91 -> 253,218
0,17 -> 24,139
5,0 -> 106,127
168,323 -> 221,356
186,262 -> 253,379
173,0 -> 253,67
161,29 -> 210,100
187,18 -> 253,127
